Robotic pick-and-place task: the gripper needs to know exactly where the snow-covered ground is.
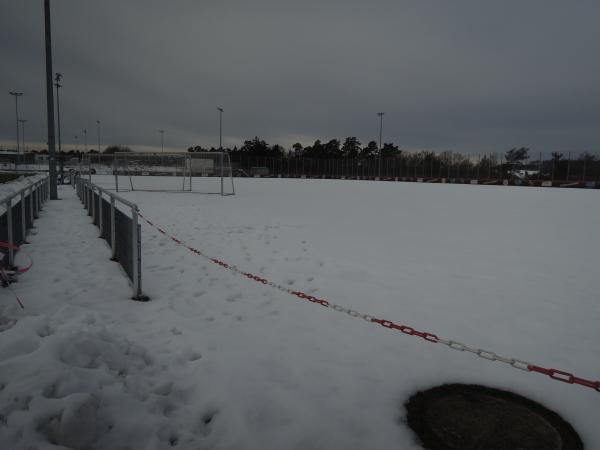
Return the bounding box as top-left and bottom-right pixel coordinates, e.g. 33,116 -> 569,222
1,177 -> 598,449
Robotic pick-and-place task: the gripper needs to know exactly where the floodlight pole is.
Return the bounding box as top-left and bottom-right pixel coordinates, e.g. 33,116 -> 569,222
54,73 -> 62,154
83,129 -> 87,153
217,107 -> 223,150
96,120 -> 101,152
218,107 -> 224,195
19,119 -> 27,158
74,135 -> 78,151
55,73 -> 65,183
159,129 -> 164,153
377,112 -> 384,178
9,92 -> 23,164
44,0 -> 58,199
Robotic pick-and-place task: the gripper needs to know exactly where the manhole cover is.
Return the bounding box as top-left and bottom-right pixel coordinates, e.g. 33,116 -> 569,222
405,384 -> 583,450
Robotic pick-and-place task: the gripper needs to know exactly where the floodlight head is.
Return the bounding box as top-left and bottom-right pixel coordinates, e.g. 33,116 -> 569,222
19,119 -> 27,123
217,107 -> 224,112
377,112 -> 385,117
9,91 -> 23,97
55,72 -> 62,81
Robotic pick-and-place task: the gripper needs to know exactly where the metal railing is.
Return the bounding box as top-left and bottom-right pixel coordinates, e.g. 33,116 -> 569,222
75,175 -> 147,301
0,176 -> 49,268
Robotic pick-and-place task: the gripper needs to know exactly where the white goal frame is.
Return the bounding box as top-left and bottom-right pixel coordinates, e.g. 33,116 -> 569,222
112,152 -> 235,195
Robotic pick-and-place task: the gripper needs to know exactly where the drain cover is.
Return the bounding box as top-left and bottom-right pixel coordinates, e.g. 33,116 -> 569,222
405,384 -> 583,450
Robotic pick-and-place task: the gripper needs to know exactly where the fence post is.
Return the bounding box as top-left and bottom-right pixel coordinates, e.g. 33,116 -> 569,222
29,186 -> 34,225
21,191 -> 27,243
131,207 -> 147,300
87,184 -> 92,216
110,196 -> 116,260
37,182 -> 42,210
98,189 -> 103,237
91,186 -> 96,222
6,199 -> 14,267
36,183 -> 41,215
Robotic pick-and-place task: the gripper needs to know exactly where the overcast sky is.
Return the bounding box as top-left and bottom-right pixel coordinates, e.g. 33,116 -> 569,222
2,0 -> 599,155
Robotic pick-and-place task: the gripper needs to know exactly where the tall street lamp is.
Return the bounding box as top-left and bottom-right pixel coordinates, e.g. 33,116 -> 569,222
54,73 -> 62,154
9,92 -> 23,158
377,112 -> 384,178
159,129 -> 164,153
83,129 -> 87,153
19,119 -> 27,158
74,135 -> 78,152
54,73 -> 64,182
44,0 -> 58,199
217,107 -> 223,150
96,120 -> 101,152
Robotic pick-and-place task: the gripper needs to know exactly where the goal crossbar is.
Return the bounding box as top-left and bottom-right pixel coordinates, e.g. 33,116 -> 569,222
111,152 -> 235,195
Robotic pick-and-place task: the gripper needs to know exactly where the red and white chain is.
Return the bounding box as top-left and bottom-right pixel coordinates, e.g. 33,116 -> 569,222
138,211 -> 600,393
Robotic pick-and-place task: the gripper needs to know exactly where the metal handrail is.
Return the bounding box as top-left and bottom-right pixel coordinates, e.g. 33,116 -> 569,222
76,176 -> 146,300
1,175 -> 49,266
0,175 -> 48,206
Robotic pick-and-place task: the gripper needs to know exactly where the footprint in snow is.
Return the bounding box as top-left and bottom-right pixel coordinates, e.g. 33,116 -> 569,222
225,293 -> 243,303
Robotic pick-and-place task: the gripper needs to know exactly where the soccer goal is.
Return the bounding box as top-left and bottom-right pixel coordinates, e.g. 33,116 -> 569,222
113,152 -> 235,195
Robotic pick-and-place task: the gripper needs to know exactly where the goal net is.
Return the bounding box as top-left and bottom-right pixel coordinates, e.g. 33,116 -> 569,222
113,152 -> 235,195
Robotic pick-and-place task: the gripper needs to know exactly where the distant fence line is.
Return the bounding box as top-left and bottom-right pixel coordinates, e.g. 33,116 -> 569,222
74,176 -> 147,300
227,154 -> 600,185
0,176 -> 49,268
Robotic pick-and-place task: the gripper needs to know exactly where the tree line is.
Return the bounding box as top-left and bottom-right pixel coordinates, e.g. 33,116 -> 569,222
187,137 -> 598,175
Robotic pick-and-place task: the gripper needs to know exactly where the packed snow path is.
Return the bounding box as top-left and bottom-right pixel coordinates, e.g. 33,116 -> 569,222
0,181 -> 598,449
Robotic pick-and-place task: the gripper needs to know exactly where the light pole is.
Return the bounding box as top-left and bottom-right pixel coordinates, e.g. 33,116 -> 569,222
74,135 -> 78,152
159,129 -> 164,153
19,119 -> 27,159
44,0 -> 58,199
377,112 -> 384,178
54,74 -> 62,153
83,129 -> 87,153
9,92 -> 23,160
54,73 -> 63,182
217,107 -> 223,150
96,120 -> 101,152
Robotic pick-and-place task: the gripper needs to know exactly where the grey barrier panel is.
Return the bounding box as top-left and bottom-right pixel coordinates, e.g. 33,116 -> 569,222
11,202 -> 24,246
25,195 -> 33,229
100,197 -> 112,245
93,191 -> 100,227
0,206 -> 9,267
32,191 -> 38,218
114,207 -> 134,281
75,178 -> 147,300
0,176 -> 49,269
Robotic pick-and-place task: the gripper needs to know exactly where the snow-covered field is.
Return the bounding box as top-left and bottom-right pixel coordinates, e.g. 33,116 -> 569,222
1,176 -> 598,449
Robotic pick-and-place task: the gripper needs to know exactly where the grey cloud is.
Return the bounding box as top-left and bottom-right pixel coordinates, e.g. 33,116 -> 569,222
1,0 -> 599,154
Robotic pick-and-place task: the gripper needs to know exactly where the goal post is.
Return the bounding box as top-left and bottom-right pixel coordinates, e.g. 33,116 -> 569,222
113,152 -> 235,195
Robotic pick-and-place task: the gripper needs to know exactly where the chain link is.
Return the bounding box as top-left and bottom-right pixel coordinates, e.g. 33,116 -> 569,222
138,210 -> 600,394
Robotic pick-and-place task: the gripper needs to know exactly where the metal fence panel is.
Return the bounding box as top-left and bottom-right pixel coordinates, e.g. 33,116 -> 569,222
32,190 -> 38,217
0,211 -> 8,267
93,191 -> 101,227
101,197 -> 112,245
114,207 -> 134,281
11,202 -> 24,246
25,195 -> 33,229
